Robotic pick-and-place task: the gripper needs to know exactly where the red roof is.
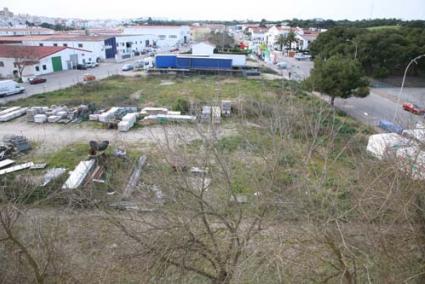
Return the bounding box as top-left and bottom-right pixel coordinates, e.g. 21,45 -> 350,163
0,45 -> 89,60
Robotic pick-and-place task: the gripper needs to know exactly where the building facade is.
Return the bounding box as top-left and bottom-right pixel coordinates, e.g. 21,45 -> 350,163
123,25 -> 191,48
0,45 -> 91,79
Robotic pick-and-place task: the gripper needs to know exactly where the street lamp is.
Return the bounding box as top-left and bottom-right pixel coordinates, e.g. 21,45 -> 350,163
393,54 -> 425,121
346,39 -> 358,60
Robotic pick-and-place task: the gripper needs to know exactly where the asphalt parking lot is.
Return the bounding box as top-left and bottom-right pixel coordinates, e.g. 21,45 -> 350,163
0,56 -> 146,104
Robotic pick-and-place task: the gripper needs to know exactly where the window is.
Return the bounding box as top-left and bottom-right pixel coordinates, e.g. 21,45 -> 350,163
0,61 -> 4,67
53,43 -> 58,46
63,43 -> 68,47
35,66 -> 40,72
42,65 -> 47,70
159,35 -> 166,40
39,43 -> 44,46
116,43 -> 119,47
169,35 -> 177,38
121,43 -> 125,46
78,43 -> 83,48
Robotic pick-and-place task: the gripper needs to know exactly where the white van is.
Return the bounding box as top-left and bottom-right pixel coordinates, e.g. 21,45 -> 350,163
0,80 -> 25,97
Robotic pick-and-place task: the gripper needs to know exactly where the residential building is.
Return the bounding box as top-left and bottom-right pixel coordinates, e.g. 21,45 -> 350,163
247,27 -> 268,45
265,25 -> 292,49
0,45 -> 91,79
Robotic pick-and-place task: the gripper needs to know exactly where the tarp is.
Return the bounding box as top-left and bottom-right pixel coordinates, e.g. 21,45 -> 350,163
366,133 -> 413,160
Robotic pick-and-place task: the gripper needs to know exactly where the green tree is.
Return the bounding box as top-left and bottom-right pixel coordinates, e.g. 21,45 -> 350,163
276,34 -> 286,51
285,31 -> 297,50
306,55 -> 369,106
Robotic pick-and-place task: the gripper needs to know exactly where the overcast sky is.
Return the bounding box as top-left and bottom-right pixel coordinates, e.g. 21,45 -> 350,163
3,0 -> 425,21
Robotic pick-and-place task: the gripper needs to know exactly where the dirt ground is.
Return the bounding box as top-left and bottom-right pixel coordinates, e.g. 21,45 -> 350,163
0,118 -> 236,155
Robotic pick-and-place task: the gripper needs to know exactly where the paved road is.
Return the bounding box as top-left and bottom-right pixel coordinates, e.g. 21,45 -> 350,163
0,56 -> 146,105
260,55 -> 424,130
333,91 -> 422,129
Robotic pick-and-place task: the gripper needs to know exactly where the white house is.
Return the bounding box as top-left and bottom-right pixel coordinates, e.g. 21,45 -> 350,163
0,45 -> 91,79
123,25 -> 191,48
192,42 -> 215,56
295,30 -> 320,50
265,25 -> 292,49
247,27 -> 268,44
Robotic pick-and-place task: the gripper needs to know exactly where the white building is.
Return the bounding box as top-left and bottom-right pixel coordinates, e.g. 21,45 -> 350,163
294,30 -> 320,50
0,27 -> 55,36
114,34 -> 154,60
247,27 -> 268,44
123,25 -> 191,48
23,35 -> 114,62
192,42 -> 215,56
0,45 -> 91,79
191,42 -> 246,67
265,25 -> 292,49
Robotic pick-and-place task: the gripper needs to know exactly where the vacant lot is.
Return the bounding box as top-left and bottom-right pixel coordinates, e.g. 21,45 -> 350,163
8,75 -> 285,109
2,75 -> 423,283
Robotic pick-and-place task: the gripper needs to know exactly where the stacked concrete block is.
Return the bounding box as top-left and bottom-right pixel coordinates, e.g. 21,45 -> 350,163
99,107 -> 119,123
118,113 -> 138,132
34,114 -> 48,123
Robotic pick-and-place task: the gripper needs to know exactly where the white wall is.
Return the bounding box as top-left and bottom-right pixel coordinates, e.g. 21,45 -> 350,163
24,39 -> 103,61
192,43 -> 215,56
0,48 -> 91,79
115,34 -> 155,58
123,26 -> 191,48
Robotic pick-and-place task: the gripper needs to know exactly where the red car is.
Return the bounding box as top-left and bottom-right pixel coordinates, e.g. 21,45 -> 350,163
403,102 -> 425,115
29,77 -> 47,84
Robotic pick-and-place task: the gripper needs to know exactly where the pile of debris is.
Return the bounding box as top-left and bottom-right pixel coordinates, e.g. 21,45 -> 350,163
26,105 -> 93,124
366,126 -> 425,180
0,106 -> 28,122
0,135 -> 31,161
90,107 -> 139,132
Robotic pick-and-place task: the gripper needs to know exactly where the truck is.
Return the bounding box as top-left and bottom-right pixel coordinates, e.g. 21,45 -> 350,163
0,80 -> 25,98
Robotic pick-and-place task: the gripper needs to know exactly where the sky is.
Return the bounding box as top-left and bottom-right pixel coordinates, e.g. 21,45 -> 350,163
2,0 -> 425,21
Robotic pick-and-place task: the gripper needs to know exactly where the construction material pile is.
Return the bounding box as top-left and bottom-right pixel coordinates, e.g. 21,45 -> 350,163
96,107 -> 138,123
118,113 -> 138,132
201,105 -> 221,124
140,107 -> 195,125
26,105 -> 92,124
0,106 -> 28,122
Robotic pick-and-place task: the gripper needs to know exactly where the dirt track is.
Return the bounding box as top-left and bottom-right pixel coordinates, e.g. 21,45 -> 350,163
0,119 -> 234,154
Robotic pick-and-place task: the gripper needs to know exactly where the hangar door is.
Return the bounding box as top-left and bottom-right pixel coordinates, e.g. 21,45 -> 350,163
51,56 -> 63,72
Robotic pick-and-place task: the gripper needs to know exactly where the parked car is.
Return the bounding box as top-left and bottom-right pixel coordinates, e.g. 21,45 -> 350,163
83,74 -> 96,81
276,61 -> 288,69
85,62 -> 98,68
76,64 -> 87,70
403,102 -> 425,115
170,47 -> 179,52
294,53 -> 311,61
378,119 -> 404,134
28,77 -> 47,85
121,64 -> 134,71
0,80 -> 25,97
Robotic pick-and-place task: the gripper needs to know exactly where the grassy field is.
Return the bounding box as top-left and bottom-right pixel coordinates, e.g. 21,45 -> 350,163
9,75 -> 285,110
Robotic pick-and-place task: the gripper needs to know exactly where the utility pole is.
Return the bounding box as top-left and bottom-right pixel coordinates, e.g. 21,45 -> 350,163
393,54 -> 425,121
